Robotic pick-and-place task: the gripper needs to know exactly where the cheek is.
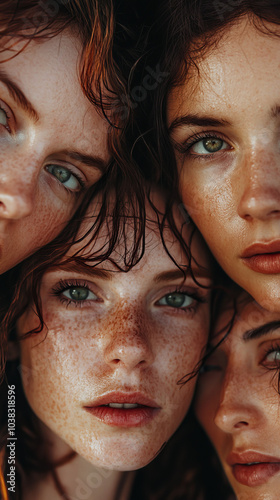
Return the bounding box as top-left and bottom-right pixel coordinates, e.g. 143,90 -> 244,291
157,318 -> 209,415
179,163 -> 237,229
11,192 -> 77,263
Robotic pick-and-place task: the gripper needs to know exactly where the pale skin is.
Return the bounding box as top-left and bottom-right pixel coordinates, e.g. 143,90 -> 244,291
195,293 -> 280,500
0,30 -> 110,273
16,197 -> 212,500
167,17 -> 280,312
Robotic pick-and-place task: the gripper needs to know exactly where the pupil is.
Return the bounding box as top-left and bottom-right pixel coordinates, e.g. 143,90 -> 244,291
203,138 -> 223,152
166,293 -> 185,308
53,166 -> 70,183
69,288 -> 89,300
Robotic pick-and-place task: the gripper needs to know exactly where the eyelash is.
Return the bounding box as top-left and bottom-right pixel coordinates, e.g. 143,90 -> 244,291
51,279 -> 98,308
261,342 -> 280,370
51,282 -> 207,313
45,164 -> 86,197
176,131 -> 230,157
157,287 -> 207,314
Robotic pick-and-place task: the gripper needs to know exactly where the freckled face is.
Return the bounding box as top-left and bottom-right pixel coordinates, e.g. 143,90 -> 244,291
17,212 -> 211,471
167,19 -> 280,311
0,32 -> 109,273
195,296 -> 280,499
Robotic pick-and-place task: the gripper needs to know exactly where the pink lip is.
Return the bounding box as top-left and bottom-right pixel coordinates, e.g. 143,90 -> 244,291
227,451 -> 280,487
241,241 -> 280,274
83,391 -> 160,428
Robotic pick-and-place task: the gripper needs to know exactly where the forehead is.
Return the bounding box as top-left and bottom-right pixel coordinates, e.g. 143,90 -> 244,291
214,293 -> 280,342
0,32 -> 110,160
65,197 -> 212,275
168,18 -> 280,121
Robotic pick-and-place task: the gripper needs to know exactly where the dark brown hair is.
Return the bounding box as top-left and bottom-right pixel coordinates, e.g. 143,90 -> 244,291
0,181 -> 199,499
138,0 -> 280,209
0,2 -> 160,498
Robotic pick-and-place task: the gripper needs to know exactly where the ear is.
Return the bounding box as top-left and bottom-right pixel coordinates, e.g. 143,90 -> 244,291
7,341 -> 20,361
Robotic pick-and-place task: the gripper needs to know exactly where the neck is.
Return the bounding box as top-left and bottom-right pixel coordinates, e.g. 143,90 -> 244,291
23,455 -> 135,500
22,424 -> 135,500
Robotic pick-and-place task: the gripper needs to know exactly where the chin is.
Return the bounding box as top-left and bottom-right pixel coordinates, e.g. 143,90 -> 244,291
80,442 -> 160,471
250,283 -> 280,313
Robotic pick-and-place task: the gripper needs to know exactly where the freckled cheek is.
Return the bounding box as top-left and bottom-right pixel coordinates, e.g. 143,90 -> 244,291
155,321 -> 208,412
180,168 -> 235,227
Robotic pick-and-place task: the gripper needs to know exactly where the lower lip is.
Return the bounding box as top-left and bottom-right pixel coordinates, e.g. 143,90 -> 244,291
242,253 -> 280,274
232,463 -> 280,487
84,406 -> 159,427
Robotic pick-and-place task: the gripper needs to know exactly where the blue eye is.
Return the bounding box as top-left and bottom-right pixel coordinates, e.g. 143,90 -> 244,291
157,292 -> 194,309
192,137 -> 228,154
46,164 -> 83,191
62,287 -> 98,301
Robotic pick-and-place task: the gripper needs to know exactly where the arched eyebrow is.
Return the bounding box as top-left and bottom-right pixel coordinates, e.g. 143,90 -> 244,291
154,268 -> 211,283
50,261 -> 112,280
0,70 -> 39,122
168,114 -> 230,133
243,321 -> 280,341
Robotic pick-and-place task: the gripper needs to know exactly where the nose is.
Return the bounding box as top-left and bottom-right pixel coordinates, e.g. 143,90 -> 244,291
0,159 -> 38,219
0,192 -> 34,219
102,307 -> 155,371
214,368 -> 264,434
237,151 -> 280,221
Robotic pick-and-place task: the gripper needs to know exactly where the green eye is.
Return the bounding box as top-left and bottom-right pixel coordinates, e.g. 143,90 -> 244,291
157,293 -> 194,309
46,164 -> 81,191
203,138 -> 224,152
192,137 -> 228,154
62,287 -> 97,301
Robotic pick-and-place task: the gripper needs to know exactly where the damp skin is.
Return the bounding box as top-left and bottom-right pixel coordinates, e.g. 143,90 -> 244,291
167,17 -> 280,312
17,205 -> 212,475
195,295 -> 280,500
0,31 -> 109,273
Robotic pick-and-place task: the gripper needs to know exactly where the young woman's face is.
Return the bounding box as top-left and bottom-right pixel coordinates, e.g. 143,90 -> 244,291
195,295 -> 280,499
17,207 -> 211,471
0,32 -> 109,273
168,18 -> 280,311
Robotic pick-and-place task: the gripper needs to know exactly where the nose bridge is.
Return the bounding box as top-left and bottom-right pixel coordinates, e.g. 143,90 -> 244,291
102,301 -> 154,370
237,147 -> 280,220
0,154 -> 38,219
214,360 -> 263,433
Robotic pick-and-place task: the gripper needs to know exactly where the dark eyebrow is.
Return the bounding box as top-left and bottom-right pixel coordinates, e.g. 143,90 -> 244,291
65,150 -> 109,173
50,261 -> 112,280
0,70 -> 39,122
243,321 -> 280,341
169,113 -> 231,133
154,268 -> 211,283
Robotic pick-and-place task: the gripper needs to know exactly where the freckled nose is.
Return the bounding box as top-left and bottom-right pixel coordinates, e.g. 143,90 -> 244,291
103,315 -> 155,371
237,153 -> 280,221
0,192 -> 34,219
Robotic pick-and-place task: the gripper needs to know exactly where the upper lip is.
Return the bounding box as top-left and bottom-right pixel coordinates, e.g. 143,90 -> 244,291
83,391 -> 160,408
241,240 -> 280,258
227,451 -> 280,466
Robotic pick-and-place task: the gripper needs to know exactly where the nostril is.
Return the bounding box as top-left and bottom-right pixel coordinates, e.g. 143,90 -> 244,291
234,420 -> 249,429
